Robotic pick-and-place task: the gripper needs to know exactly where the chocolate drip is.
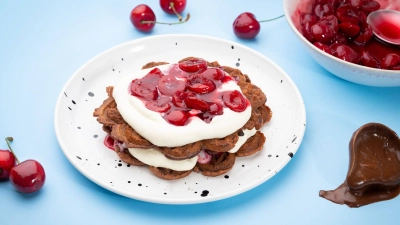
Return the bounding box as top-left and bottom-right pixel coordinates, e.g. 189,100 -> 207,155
320,123 -> 400,207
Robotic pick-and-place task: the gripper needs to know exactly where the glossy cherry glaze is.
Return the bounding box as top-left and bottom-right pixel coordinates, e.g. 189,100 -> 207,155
300,0 -> 400,70
0,150 -> 16,179
9,159 -> 46,194
129,58 -> 250,126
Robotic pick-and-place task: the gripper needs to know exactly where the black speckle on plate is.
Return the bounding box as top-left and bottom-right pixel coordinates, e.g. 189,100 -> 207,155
292,136 -> 297,143
64,92 -> 68,97
68,107 -> 72,110
231,46 -> 234,49
201,190 -> 209,197
76,156 -> 82,160
288,152 -> 294,158
94,134 -> 98,138
77,127 -> 81,129
236,62 -> 240,67
138,183 -> 142,186
88,92 -> 94,97
224,175 -> 229,179
72,100 -> 76,104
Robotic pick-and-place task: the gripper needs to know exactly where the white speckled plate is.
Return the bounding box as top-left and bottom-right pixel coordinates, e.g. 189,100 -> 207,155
54,34 -> 306,204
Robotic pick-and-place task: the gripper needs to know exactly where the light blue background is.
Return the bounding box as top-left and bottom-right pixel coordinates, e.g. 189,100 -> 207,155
1,1 -> 399,224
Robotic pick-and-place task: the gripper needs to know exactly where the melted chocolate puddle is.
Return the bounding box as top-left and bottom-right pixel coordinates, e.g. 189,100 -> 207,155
319,123 -> 400,208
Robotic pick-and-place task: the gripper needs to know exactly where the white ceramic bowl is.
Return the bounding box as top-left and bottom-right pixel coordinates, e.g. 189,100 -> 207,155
283,0 -> 400,87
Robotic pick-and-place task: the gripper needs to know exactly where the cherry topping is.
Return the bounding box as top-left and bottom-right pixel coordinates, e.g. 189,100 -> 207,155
233,12 -> 261,39
184,93 -> 210,111
158,75 -> 186,96
382,53 -> 400,69
311,23 -> 335,44
0,149 -> 16,180
360,51 -> 380,68
313,4 -> 335,19
301,13 -> 318,26
186,74 -> 216,94
338,22 -> 361,37
314,42 -> 333,54
354,26 -> 373,44
104,135 -> 116,150
200,68 -> 226,81
171,90 -> 188,108
130,79 -> 158,100
361,1 -> 380,14
197,150 -> 212,164
145,96 -> 172,113
143,68 -> 165,85
336,5 -> 359,25
178,59 -> 208,72
302,22 -> 316,42
318,15 -> 338,32
208,102 -> 224,115
222,90 -> 248,112
5,137 -> 45,194
130,4 -> 156,32
331,44 -> 361,63
164,110 -> 189,126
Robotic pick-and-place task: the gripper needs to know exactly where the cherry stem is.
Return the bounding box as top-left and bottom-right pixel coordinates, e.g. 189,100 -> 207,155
258,15 -> 285,23
141,13 -> 190,25
5,137 -> 20,164
169,2 -> 182,21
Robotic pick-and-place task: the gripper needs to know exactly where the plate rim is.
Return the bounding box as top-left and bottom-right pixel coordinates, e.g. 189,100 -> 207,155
54,34 -> 307,204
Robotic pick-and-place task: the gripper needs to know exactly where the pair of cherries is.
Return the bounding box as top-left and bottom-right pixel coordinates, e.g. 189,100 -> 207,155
130,0 -> 189,32
0,137 -> 45,194
129,0 -> 283,39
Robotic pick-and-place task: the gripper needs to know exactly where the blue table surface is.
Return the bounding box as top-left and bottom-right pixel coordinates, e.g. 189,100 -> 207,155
1,0 -> 400,224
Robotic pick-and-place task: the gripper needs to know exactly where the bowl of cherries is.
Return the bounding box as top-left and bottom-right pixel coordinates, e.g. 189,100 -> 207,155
283,0 -> 400,87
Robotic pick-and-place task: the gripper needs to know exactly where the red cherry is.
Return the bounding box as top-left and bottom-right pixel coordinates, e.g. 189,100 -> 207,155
311,23 -> 335,44
361,1 -> 380,14
222,90 -> 248,112
200,68 -> 226,81
382,53 -> 400,69
184,93 -> 210,111
313,4 -> 335,19
197,150 -> 212,164
163,110 -> 189,126
360,51 -> 380,68
354,26 -> 373,44
233,12 -> 261,39
158,75 -> 186,96
145,97 -> 172,113
302,22 -> 316,42
130,4 -> 156,32
208,102 -> 224,115
186,74 -> 216,94
142,68 -> 165,85
314,42 -> 333,54
171,90 -> 188,108
338,22 -> 361,37
331,44 -> 361,63
130,79 -> 158,100
4,137 -> 45,194
336,5 -> 359,25
10,160 -> 46,194
0,149 -> 16,180
104,135 -> 116,150
300,13 -> 318,26
318,15 -> 338,32
178,58 -> 207,73
160,0 -> 186,15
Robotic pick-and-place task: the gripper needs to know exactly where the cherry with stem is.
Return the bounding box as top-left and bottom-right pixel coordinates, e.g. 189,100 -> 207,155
233,13 -> 285,39
5,137 -> 46,194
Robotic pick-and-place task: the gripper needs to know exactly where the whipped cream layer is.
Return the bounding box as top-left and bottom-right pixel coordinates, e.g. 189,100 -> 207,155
128,128 -> 257,171
113,64 -> 252,147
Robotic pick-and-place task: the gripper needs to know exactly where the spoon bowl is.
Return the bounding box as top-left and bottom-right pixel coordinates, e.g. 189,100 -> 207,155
367,10 -> 400,46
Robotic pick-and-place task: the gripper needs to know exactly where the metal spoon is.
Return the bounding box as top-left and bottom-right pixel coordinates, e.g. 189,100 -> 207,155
367,9 -> 400,45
